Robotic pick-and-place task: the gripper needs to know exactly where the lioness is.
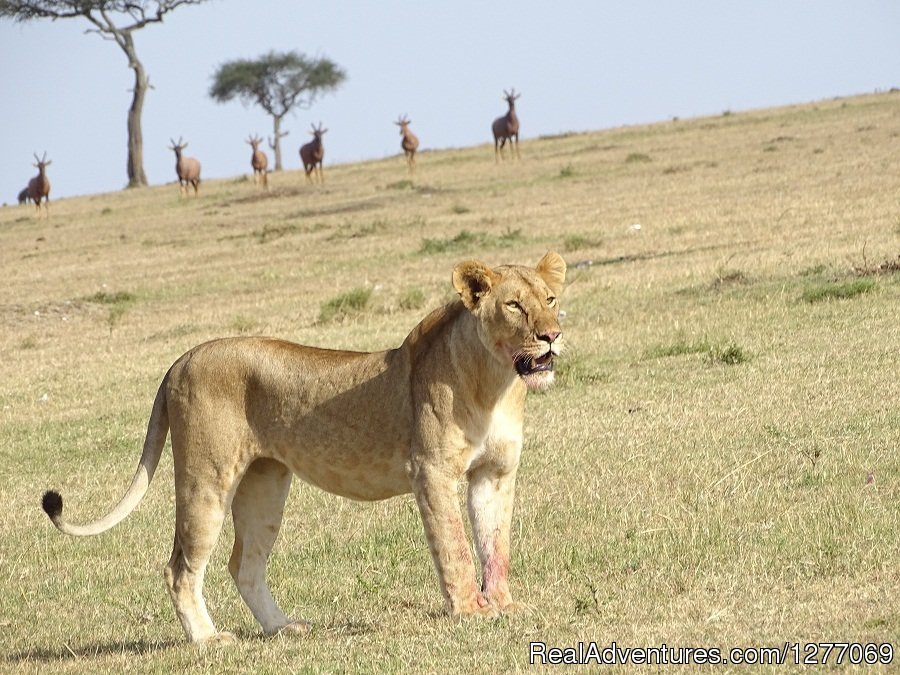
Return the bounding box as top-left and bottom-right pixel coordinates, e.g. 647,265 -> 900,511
42,252 -> 566,644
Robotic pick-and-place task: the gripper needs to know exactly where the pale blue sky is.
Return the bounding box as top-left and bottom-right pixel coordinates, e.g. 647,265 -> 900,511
2,1 -> 898,200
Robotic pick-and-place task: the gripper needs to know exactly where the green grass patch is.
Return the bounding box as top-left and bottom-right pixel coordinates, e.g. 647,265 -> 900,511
492,229 -> 524,248
83,290 -> 138,333
84,290 -> 137,305
555,352 -> 609,387
420,230 -> 477,254
319,287 -> 373,323
419,228 -> 523,255
801,277 -> 876,303
558,164 -> 576,178
625,152 -> 652,163
643,337 -> 749,366
538,131 -> 578,141
710,343 -> 749,365
563,234 -> 602,252
643,336 -> 712,360
398,287 -> 426,311
386,179 -> 413,190
19,334 -> 38,350
230,315 -> 258,334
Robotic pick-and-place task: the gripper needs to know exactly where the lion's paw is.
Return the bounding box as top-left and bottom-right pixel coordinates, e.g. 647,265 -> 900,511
452,602 -> 500,620
472,603 -> 500,619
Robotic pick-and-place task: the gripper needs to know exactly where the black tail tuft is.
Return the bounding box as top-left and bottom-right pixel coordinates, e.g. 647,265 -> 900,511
42,490 -> 63,519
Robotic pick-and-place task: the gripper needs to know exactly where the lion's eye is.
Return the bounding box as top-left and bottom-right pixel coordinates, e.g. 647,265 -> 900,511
547,296 -> 557,307
505,300 -> 524,313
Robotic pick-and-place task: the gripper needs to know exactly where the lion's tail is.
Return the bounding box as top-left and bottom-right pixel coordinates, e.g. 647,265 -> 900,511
42,374 -> 170,537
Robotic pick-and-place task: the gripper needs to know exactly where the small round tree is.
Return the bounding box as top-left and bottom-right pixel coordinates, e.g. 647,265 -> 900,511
209,51 -> 346,171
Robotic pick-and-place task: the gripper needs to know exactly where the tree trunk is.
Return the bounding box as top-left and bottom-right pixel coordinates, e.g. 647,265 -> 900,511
122,33 -> 149,187
271,115 -> 288,171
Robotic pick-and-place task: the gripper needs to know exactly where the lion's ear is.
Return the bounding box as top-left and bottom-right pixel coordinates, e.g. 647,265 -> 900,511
536,251 -> 566,295
452,260 -> 497,310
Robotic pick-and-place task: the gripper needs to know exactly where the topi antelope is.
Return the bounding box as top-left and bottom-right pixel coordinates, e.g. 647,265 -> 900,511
395,115 -> 419,174
18,187 -> 30,205
169,138 -> 202,196
299,123 -> 327,184
27,152 -> 52,217
246,134 -> 269,189
492,89 -> 521,162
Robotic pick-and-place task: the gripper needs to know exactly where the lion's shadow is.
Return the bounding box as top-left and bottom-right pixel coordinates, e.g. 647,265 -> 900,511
3,618 -> 388,663
4,637 -> 182,663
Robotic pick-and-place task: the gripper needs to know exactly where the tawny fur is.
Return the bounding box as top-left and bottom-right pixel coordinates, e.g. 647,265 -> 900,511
299,123 -> 327,184
246,134 -> 268,189
169,137 -> 201,196
491,89 -> 521,162
40,252 -> 566,645
395,115 -> 419,174
27,152 -> 51,217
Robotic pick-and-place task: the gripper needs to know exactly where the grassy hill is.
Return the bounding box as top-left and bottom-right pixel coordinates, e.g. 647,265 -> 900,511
1,92 -> 898,672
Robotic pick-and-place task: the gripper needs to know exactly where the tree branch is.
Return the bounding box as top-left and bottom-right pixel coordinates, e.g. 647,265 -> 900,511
0,1 -> 208,32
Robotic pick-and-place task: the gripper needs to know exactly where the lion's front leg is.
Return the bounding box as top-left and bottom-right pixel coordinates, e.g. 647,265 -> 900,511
411,463 -> 495,618
467,463 -> 521,613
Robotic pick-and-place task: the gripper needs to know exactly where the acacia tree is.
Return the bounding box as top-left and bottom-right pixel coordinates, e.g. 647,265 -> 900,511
0,0 -> 208,187
209,51 -> 346,171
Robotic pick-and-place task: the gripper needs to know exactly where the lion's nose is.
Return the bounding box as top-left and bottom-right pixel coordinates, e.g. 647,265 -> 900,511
538,329 -> 561,344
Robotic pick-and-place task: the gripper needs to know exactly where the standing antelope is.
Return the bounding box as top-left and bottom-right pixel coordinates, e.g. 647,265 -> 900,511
27,152 -> 52,217
492,89 -> 521,162
395,115 -> 419,174
299,123 -> 327,184
17,188 -> 30,205
168,138 -> 202,196
246,134 -> 268,189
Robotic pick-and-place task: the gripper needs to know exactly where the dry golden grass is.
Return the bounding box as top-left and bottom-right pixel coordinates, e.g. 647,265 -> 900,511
1,92 -> 898,673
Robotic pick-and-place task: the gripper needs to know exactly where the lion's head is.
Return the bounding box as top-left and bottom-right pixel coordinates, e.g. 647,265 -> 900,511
452,251 -> 566,390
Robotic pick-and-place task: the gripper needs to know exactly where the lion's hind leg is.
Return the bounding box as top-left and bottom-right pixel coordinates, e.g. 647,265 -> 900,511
229,458 -> 310,637
165,487 -> 232,644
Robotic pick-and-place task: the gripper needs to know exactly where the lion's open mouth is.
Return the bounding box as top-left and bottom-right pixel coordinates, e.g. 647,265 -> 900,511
514,351 -> 554,376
